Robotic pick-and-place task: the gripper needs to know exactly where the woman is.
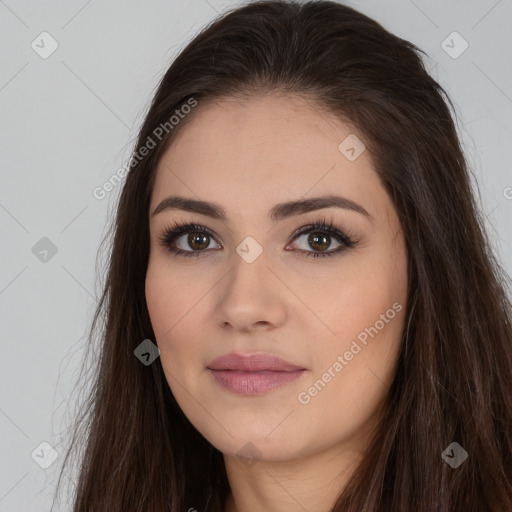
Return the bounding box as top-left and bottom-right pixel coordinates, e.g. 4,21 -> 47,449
54,1 -> 512,510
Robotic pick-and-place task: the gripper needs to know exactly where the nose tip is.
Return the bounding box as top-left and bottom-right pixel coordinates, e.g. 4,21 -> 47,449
222,320 -> 274,332
215,264 -> 287,333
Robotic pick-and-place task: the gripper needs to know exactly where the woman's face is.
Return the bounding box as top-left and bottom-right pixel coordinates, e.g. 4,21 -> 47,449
146,94 -> 408,465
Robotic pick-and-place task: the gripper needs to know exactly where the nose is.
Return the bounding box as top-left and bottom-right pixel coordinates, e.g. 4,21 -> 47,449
213,253 -> 287,333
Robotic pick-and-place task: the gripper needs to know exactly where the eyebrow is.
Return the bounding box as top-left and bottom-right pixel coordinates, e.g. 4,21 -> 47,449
151,194 -> 372,222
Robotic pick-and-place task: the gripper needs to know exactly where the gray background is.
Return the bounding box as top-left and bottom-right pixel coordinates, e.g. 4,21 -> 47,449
1,0 -> 511,510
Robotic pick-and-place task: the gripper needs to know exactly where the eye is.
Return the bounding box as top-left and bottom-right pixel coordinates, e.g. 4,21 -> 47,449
158,218 -> 357,259
157,222 -> 220,258
286,219 -> 356,259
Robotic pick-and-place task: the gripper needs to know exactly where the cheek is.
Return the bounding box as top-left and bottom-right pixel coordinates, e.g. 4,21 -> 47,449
303,244 -> 407,419
298,296 -> 404,448
312,263 -> 403,344
322,232 -> 407,338
145,261 -> 203,368
145,264 -> 218,443
145,255 -> 203,335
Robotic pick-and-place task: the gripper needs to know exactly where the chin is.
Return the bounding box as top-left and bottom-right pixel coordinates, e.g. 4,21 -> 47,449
200,427 -> 308,464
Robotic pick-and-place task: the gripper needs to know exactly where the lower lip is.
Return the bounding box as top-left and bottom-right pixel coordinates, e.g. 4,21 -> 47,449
208,369 -> 306,395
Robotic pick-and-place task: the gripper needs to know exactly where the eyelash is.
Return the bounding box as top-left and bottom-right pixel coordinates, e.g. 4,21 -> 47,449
157,217 -> 358,259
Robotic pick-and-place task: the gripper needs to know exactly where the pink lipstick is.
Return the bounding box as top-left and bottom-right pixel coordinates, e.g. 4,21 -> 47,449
207,352 -> 307,395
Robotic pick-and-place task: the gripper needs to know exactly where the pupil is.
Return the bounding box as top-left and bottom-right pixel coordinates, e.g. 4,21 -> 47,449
185,232 -> 331,252
309,233 -> 329,251
189,233 -> 209,250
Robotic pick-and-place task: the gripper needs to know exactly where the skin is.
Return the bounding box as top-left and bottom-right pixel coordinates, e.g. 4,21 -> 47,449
145,93 -> 408,512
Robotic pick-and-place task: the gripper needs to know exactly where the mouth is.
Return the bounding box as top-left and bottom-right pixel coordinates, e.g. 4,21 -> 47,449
207,352 -> 307,395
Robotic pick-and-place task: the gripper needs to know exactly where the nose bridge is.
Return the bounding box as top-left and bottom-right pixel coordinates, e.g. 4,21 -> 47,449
214,241 -> 286,330
227,239 -> 272,295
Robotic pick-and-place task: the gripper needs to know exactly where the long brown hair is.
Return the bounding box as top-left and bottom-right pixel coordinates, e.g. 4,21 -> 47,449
53,1 -> 512,510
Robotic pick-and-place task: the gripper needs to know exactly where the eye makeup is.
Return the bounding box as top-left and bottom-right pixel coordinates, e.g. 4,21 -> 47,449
157,217 -> 359,259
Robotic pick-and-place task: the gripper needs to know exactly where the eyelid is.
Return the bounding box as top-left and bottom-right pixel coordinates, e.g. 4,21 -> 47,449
158,217 -> 358,258
287,220 -> 354,247
157,221 -> 221,249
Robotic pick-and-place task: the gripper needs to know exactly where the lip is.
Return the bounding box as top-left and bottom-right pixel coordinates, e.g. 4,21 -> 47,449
208,352 -> 305,372
207,352 -> 307,395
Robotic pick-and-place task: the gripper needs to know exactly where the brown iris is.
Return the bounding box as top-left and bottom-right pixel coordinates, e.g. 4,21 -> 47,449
308,233 -> 330,252
187,232 -> 210,251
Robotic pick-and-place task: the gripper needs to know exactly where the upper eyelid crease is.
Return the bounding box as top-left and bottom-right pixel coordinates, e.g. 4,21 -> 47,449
158,218 -> 356,259
151,194 -> 372,223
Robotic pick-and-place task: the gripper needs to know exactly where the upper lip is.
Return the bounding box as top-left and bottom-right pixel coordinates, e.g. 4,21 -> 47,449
207,352 -> 306,372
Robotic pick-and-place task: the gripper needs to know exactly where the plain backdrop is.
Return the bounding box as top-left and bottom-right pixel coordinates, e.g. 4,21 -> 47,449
1,0 -> 511,510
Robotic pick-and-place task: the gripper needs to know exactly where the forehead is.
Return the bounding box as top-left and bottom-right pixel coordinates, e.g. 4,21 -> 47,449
151,94 -> 381,215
